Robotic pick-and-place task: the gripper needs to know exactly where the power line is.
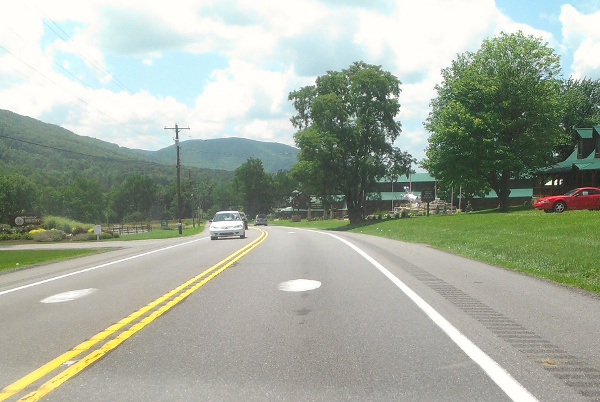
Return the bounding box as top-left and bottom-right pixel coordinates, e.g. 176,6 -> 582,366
0,133 -> 171,167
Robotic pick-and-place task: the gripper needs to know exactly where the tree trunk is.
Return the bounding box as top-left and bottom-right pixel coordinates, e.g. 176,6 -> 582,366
346,192 -> 363,224
348,207 -> 362,224
498,170 -> 511,212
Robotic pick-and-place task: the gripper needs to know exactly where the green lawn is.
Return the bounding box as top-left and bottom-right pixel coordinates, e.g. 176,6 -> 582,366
0,222 -> 206,272
271,209 -> 600,295
0,249 -> 107,272
107,222 -> 205,241
3,212 -> 599,295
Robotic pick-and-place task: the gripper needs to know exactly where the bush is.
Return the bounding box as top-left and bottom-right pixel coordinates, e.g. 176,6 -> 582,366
61,222 -> 72,234
72,226 -> 88,235
0,233 -> 23,241
43,217 -> 58,230
32,229 -> 65,242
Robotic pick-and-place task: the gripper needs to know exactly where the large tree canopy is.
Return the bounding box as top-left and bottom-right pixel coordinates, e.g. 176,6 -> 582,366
289,61 -> 409,223
557,77 -> 600,159
233,158 -> 273,218
423,31 -> 563,212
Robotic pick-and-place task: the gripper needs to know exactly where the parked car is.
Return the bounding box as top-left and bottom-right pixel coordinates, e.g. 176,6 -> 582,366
533,187 -> 600,213
254,214 -> 268,226
209,211 -> 245,240
239,212 -> 248,229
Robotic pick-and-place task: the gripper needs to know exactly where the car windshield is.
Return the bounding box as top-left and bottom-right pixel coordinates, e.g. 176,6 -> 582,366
213,213 -> 240,222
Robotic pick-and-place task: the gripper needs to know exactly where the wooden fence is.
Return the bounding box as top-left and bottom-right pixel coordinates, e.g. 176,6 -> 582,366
104,224 -> 152,235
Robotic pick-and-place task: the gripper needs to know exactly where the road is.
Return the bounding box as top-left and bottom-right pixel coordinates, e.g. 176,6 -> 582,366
0,226 -> 599,401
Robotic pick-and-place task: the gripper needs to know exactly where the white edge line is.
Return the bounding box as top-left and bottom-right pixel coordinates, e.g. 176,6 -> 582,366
0,237 -> 208,297
308,229 -> 538,402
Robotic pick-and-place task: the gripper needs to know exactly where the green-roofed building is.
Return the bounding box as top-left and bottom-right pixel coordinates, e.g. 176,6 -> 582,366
536,125 -> 600,197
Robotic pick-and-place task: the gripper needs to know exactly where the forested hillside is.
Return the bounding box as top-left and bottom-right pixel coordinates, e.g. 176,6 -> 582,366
0,110 -> 295,225
136,137 -> 298,173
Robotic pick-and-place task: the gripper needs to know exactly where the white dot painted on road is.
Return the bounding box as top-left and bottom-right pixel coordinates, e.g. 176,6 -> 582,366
278,279 -> 321,292
40,288 -> 97,303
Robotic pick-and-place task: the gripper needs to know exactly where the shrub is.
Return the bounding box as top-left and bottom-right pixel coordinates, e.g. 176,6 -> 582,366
72,226 -> 88,235
61,222 -> 72,234
43,217 -> 58,230
401,209 -> 410,218
32,229 -> 65,242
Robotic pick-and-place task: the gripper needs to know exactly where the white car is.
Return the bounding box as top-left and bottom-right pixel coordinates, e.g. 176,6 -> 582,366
210,211 -> 245,240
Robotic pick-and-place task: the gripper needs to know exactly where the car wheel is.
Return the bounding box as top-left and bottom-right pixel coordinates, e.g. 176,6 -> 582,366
240,234 -> 245,239
552,201 -> 566,213
211,236 -> 217,240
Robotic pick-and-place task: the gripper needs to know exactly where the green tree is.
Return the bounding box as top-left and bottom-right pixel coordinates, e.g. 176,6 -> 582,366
271,170 -> 296,208
288,61 -> 405,224
211,180 -> 237,212
61,176 -> 104,223
0,172 -> 38,224
112,175 -> 157,221
424,31 -> 562,212
557,77 -> 600,159
233,158 -> 272,218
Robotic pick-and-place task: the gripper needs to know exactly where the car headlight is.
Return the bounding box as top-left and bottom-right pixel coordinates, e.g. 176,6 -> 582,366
234,224 -> 243,229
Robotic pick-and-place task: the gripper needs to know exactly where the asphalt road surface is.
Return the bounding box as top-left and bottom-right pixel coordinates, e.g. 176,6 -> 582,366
1,226 -> 599,401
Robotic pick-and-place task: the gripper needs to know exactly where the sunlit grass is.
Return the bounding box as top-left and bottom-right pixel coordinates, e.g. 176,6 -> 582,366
0,249 -> 107,272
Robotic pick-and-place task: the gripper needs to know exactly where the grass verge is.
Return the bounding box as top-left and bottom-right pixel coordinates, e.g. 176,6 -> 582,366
0,249 -> 107,273
0,221 -> 206,271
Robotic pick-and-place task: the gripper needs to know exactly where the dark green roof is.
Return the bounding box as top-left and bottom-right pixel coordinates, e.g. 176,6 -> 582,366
377,172 -> 435,183
576,128 -> 594,139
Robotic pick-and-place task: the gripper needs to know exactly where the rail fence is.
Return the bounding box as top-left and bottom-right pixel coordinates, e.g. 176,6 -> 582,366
103,224 -> 152,235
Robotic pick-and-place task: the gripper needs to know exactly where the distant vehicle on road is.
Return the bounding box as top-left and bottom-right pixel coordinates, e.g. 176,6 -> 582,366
210,211 -> 245,240
254,214 -> 268,226
533,187 -> 600,213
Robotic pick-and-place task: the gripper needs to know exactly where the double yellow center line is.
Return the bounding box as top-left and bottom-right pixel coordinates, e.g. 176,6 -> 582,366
1,229 -> 267,402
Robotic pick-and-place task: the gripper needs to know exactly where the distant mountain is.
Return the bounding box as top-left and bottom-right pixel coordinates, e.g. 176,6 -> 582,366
134,137 -> 299,173
0,110 -> 298,173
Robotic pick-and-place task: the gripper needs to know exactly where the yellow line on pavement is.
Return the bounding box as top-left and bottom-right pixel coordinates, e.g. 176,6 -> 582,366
0,229 -> 267,402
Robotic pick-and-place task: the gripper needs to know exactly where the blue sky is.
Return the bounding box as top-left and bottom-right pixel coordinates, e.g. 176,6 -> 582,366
2,0 -> 600,164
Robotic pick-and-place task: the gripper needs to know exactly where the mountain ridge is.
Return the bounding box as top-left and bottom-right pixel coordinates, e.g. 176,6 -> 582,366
0,110 -> 298,173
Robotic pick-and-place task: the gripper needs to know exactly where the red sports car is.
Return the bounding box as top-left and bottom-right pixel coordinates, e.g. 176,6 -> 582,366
534,187 -> 600,213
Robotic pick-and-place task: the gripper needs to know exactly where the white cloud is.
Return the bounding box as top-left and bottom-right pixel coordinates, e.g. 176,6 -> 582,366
0,0 -> 570,161
560,4 -> 600,78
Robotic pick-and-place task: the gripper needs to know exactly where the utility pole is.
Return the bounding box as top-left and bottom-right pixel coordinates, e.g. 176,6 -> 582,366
164,123 -> 189,234
189,170 -> 195,229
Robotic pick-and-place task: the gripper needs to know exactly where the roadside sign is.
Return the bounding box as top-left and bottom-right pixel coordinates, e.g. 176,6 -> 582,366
421,188 -> 435,203
94,225 -> 102,240
10,214 -> 42,227
420,188 -> 435,216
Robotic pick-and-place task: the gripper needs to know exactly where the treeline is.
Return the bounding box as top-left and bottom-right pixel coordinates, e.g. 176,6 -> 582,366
0,110 -> 299,224
0,156 -> 294,224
